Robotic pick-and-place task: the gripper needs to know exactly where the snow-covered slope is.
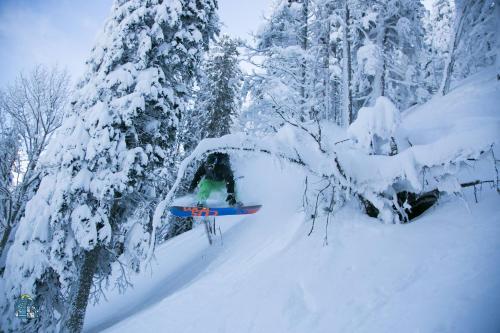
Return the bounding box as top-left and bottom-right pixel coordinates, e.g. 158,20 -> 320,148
84,71 -> 500,333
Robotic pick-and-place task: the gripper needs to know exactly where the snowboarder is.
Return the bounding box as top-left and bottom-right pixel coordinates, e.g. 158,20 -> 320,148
172,154 -> 259,245
189,152 -> 238,206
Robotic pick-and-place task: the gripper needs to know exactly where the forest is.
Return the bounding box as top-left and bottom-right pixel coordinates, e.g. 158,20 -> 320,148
0,0 -> 499,332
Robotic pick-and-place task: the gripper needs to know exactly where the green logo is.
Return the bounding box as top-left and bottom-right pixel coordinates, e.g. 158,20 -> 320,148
15,294 -> 38,319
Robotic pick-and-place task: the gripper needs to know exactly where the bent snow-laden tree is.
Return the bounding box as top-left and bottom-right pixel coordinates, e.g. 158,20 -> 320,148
1,0 -> 218,332
154,94 -> 498,246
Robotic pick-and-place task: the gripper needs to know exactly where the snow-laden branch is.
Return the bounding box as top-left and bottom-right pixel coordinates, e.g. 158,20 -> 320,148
146,133 -> 318,263
147,100 -> 499,258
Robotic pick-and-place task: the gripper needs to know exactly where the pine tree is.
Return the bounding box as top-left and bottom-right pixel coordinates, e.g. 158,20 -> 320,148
243,0 -> 313,134
495,0 -> 500,73
341,0 -> 354,126
305,0 -> 354,127
162,35 -> 241,240
1,0 -> 218,331
441,0 -> 497,95
174,35 -> 241,239
310,0 -> 335,121
305,0 -> 345,124
195,35 -> 242,141
351,0 -> 427,111
425,0 -> 454,91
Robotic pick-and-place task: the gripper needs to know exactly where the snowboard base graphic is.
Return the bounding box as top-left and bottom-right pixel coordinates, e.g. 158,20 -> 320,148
169,205 -> 262,217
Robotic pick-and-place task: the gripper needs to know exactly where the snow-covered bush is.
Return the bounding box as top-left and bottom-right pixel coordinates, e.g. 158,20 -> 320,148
348,96 -> 401,155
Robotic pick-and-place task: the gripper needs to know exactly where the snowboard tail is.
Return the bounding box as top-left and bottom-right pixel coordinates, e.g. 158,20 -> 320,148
169,205 -> 262,217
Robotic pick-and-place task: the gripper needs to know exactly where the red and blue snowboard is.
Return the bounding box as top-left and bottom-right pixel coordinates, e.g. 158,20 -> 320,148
169,205 -> 262,217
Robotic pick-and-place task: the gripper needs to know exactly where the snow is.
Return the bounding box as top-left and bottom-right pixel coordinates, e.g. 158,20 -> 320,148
71,205 -> 97,250
348,96 -> 401,153
84,70 -> 500,333
85,172 -> 500,333
356,42 -> 381,76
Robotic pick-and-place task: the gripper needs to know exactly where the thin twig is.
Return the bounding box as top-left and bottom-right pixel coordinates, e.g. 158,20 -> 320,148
308,180 -> 331,236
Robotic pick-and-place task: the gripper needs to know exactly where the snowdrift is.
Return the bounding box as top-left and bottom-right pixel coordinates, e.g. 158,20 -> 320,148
84,71 -> 500,332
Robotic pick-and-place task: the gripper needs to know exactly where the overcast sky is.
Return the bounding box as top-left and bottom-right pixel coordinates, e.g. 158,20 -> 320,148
0,0 -> 434,89
0,0 -> 272,88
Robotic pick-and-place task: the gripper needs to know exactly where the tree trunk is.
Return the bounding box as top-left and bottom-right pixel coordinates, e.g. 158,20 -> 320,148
373,11 -> 387,101
321,4 -> 332,121
331,42 -> 339,123
0,223 -> 11,256
495,0 -> 500,73
381,30 -> 387,98
64,246 -> 100,333
0,222 -> 12,274
300,0 -> 309,121
341,1 -> 353,126
440,2 -> 470,95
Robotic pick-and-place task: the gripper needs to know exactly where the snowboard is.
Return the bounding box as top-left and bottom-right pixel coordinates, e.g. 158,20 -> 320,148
169,205 -> 262,217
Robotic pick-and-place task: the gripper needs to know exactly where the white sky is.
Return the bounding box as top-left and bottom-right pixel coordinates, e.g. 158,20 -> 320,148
0,0 -> 434,89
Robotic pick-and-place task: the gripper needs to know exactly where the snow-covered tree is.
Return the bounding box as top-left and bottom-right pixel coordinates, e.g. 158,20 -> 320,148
495,0 -> 500,73
351,0 -> 427,111
162,35 -> 241,240
246,0 -> 427,130
424,0 -> 454,92
0,109 -> 18,268
243,0 -> 314,134
303,0 -> 345,124
305,0 -> 357,127
441,0 -> 498,95
1,0 -> 218,332
190,35 -> 242,145
309,0 -> 335,122
0,65 -> 70,271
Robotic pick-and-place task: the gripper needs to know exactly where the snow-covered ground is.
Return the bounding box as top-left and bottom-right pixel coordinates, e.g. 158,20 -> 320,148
84,71 -> 500,333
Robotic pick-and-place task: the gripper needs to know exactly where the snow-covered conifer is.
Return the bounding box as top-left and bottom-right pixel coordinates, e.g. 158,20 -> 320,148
352,0 -> 427,111
164,35 -> 241,240
441,0 -> 497,94
424,0 -> 454,91
191,35 -> 242,144
243,0 -> 313,134
1,0 -> 218,332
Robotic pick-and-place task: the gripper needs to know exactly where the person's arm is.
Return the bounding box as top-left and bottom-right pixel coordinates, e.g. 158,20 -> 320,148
189,163 -> 205,192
